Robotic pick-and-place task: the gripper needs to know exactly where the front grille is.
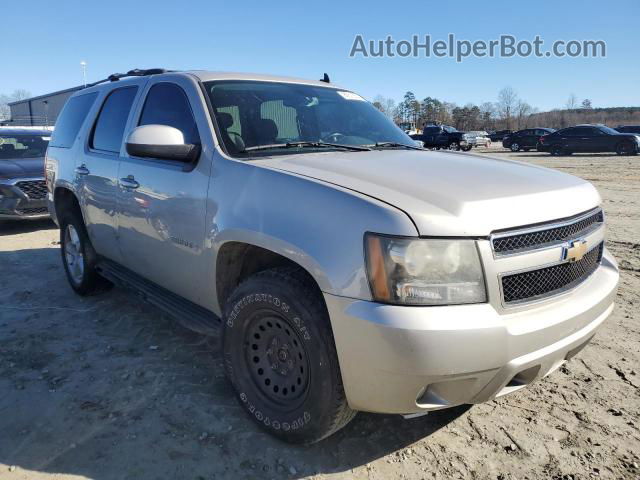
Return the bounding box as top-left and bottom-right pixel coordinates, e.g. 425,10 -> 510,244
16,180 -> 47,200
17,207 -> 49,215
501,243 -> 603,304
492,209 -> 603,255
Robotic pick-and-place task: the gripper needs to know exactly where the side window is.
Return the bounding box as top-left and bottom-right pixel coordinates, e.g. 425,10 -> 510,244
139,83 -> 200,145
49,93 -> 98,148
91,87 -> 138,153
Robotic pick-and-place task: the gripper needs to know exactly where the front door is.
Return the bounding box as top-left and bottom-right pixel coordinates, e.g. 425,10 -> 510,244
77,85 -> 141,263
116,76 -> 213,306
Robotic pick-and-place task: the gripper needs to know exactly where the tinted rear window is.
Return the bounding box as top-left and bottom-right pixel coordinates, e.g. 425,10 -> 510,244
49,93 -> 97,148
91,87 -> 138,154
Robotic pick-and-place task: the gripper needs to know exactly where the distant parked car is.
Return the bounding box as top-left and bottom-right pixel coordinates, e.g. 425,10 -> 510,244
466,131 -> 491,148
414,125 -> 473,151
538,124 -> 640,156
502,128 -> 555,152
615,125 -> 640,134
0,127 -> 51,220
488,130 -> 511,142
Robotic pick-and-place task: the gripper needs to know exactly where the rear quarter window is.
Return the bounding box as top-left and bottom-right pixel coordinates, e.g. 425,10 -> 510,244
49,92 -> 98,148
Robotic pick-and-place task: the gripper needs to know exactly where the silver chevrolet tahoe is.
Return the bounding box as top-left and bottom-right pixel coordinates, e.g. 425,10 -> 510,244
45,69 -> 619,444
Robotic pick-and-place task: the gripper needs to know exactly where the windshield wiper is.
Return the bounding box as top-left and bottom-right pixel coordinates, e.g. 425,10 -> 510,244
242,141 -> 371,153
369,142 -> 423,150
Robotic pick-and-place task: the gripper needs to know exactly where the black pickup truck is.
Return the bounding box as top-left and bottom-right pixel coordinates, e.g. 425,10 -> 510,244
411,125 -> 472,151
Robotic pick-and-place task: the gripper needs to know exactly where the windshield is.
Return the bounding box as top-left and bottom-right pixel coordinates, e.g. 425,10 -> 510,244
204,80 -> 413,157
0,134 -> 50,159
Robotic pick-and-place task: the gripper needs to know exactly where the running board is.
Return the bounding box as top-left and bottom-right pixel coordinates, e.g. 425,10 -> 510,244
96,259 -> 221,336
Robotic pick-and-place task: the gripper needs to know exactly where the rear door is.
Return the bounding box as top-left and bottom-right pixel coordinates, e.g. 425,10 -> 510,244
77,84 -> 141,263
116,76 -> 214,305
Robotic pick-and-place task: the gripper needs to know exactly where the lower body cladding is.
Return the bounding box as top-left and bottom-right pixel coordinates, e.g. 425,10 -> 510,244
324,250 -> 619,414
0,178 -> 49,220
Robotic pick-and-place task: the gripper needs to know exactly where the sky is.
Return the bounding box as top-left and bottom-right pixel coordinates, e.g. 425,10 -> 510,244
1,0 -> 638,112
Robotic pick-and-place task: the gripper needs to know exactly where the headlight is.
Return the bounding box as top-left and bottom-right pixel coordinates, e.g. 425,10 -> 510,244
364,234 -> 487,305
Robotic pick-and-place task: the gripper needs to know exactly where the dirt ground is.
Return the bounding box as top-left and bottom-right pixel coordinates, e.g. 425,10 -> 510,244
1,148 -> 638,480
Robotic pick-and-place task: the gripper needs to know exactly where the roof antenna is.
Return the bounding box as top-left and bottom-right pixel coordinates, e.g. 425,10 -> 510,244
320,73 -> 330,83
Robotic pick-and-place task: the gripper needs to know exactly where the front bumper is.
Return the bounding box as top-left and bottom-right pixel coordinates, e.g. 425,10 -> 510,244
324,250 -> 619,414
0,177 -> 49,220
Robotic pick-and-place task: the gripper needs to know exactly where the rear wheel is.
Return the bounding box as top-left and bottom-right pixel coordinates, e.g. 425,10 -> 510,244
448,141 -> 459,151
551,145 -> 564,156
461,145 -> 472,152
222,267 -> 355,444
59,209 -> 110,295
510,143 -> 520,152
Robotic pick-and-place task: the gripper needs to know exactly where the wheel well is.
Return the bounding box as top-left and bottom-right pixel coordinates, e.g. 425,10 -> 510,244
216,242 -> 319,309
54,187 -> 81,220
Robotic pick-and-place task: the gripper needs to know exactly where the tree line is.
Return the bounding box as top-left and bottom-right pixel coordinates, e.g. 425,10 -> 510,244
372,88 -> 640,132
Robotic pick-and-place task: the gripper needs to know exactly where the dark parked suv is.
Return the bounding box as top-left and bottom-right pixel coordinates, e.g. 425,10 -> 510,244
0,128 -> 51,219
615,125 -> 640,134
502,128 -> 555,152
538,124 -> 640,156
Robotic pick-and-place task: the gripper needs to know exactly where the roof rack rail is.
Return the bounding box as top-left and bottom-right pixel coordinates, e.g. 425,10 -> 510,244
85,68 -> 171,89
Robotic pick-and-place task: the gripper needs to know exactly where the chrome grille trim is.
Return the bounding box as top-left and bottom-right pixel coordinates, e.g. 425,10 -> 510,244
499,242 -> 604,305
491,208 -> 604,257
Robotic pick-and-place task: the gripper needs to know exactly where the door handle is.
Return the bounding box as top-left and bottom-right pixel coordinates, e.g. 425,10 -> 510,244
119,176 -> 140,189
75,165 -> 90,176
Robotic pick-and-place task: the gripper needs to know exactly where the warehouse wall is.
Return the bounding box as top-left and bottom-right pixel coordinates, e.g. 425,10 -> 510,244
9,88 -> 82,126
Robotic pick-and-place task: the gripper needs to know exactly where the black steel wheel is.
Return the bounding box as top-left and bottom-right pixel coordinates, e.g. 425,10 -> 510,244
244,311 -> 310,410
222,267 -> 356,444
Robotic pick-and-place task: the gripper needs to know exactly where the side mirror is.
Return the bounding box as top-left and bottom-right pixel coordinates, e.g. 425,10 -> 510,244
125,125 -> 200,162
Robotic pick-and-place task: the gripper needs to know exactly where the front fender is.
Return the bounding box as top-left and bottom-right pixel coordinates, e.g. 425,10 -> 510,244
206,156 -> 418,313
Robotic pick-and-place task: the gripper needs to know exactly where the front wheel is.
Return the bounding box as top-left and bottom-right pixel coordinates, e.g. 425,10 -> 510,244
616,141 -> 637,156
510,143 -> 520,152
222,267 -> 356,444
461,145 -> 472,152
551,145 -> 564,156
448,141 -> 460,151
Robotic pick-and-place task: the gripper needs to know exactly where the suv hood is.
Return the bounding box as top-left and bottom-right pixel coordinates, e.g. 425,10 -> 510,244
0,157 -> 45,179
258,150 -> 601,236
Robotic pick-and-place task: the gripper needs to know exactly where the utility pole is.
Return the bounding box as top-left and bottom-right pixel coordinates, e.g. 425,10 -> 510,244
80,61 -> 87,87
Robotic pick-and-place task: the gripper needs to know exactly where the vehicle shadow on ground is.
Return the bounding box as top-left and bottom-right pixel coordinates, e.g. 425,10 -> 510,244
0,246 -> 470,479
0,218 -> 56,236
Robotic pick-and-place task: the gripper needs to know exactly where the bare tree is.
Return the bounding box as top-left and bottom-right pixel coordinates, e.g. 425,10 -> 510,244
515,100 -> 533,129
497,87 -> 519,130
372,95 -> 396,120
565,93 -> 579,110
581,98 -> 593,110
0,89 -> 31,120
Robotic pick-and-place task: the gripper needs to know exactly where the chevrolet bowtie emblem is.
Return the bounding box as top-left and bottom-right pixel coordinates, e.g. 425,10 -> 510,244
564,240 -> 588,262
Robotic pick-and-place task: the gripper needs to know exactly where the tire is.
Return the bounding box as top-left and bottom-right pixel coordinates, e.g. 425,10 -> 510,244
616,141 -> 636,156
59,208 -> 110,296
448,141 -> 459,151
461,146 -> 472,152
510,143 -> 520,152
222,267 -> 356,444
551,145 -> 564,156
